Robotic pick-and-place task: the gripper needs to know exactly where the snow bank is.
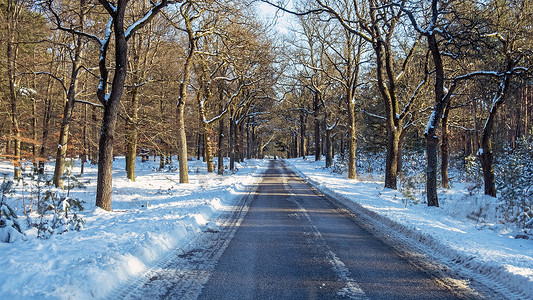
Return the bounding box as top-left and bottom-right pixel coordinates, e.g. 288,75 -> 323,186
0,158 -> 267,300
285,158 -> 533,300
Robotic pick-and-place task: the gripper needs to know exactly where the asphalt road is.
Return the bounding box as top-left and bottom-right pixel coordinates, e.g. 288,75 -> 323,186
197,160 -> 461,300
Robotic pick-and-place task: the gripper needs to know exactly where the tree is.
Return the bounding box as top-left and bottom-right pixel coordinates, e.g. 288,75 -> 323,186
2,0 -> 26,179
51,0 -> 174,210
47,0 -> 88,188
476,0 -> 531,196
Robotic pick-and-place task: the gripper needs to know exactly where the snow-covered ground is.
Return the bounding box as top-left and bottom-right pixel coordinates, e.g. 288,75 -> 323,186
1,156 -> 532,299
285,157 -> 533,299
0,157 -> 267,300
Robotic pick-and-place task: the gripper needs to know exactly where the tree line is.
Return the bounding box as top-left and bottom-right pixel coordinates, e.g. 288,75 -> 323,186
1,0 -> 533,212
265,0 -> 532,207
0,0 -> 278,211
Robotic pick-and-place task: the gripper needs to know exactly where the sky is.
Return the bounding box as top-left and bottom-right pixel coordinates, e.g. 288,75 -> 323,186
255,1 -> 294,35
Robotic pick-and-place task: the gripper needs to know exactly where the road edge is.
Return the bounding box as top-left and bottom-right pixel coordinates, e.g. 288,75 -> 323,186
283,159 -> 526,300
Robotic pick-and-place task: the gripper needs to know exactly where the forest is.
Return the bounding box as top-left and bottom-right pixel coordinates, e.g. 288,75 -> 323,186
1,0 -> 532,228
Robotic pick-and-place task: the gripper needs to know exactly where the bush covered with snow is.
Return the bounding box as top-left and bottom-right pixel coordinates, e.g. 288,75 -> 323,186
496,138 -> 533,232
0,180 -> 26,243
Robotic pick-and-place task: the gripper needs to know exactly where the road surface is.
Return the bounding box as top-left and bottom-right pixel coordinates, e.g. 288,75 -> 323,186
117,160 -> 478,300
197,160 -> 461,299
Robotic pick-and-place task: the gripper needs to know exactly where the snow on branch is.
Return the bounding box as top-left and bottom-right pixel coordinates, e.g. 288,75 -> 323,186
98,0 -> 117,17
203,81 -> 248,125
18,72 -> 67,94
125,0 -> 177,41
362,110 -> 386,120
74,99 -> 104,108
326,118 -> 339,131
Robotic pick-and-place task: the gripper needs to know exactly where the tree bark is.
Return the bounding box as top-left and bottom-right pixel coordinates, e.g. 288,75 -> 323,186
348,101 -> 357,179
299,112 -> 307,159
203,125 -> 214,172
238,122 -> 245,163
325,128 -> 333,168
218,116 -> 225,175
96,0 -> 130,211
53,0 -> 85,188
313,94 -> 321,161
396,128 -> 407,176
38,73 -> 54,174
31,95 -> 37,171
441,104 -> 451,189
6,1 -> 21,179
229,115 -> 235,171
81,104 -> 88,175
125,86 -> 138,181
425,31 -> 445,207
384,128 -> 400,189
177,102 -> 189,183
175,3 -> 197,183
479,70 -> 514,197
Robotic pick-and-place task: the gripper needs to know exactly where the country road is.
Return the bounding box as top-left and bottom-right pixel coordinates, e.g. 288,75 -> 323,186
198,160 -> 462,299
120,160 -> 477,299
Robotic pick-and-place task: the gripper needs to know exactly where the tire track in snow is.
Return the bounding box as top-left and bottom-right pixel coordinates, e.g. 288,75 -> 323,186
105,175 -> 261,300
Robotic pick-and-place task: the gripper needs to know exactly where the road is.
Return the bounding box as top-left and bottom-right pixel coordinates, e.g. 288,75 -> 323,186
196,160 -> 461,299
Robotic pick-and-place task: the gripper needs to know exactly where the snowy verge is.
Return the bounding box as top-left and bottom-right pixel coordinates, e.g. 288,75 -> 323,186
0,158 -> 268,300
285,158 -> 533,300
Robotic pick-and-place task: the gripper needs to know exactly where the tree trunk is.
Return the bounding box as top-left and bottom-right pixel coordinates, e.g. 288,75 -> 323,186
175,5 -> 197,183
198,91 -> 214,172
348,101 -> 356,179
441,104 -> 451,189
385,128 -> 400,189
177,102 -> 189,183
237,122 -> 244,163
53,2 -> 85,188
53,99 -> 74,188
81,104 -> 88,175
38,78 -> 53,174
91,105 -> 99,164
252,124 -> 257,158
32,96 -> 37,171
396,128 -> 407,176
325,129 -> 332,168
293,135 -> 298,159
159,152 -> 165,170
258,137 -> 264,159
425,30 -> 446,207
299,113 -> 307,159
6,6 -> 21,179
96,100 -> 122,211
126,86 -> 138,181
426,134 -> 440,207
203,126 -> 214,172
218,117 -> 225,175
479,146 -> 496,197
95,4 -> 128,211
524,84 -> 529,136
314,106 -> 321,161
246,120 -> 251,159
478,70 -> 513,197
229,115 -> 235,171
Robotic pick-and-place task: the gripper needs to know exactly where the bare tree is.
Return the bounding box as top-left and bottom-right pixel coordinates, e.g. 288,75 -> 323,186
46,0 -> 88,188
51,0 -> 174,210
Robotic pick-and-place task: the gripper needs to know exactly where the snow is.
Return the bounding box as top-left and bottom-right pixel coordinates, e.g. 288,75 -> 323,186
0,157 -> 267,300
285,158 -> 533,299
1,156 -> 532,299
